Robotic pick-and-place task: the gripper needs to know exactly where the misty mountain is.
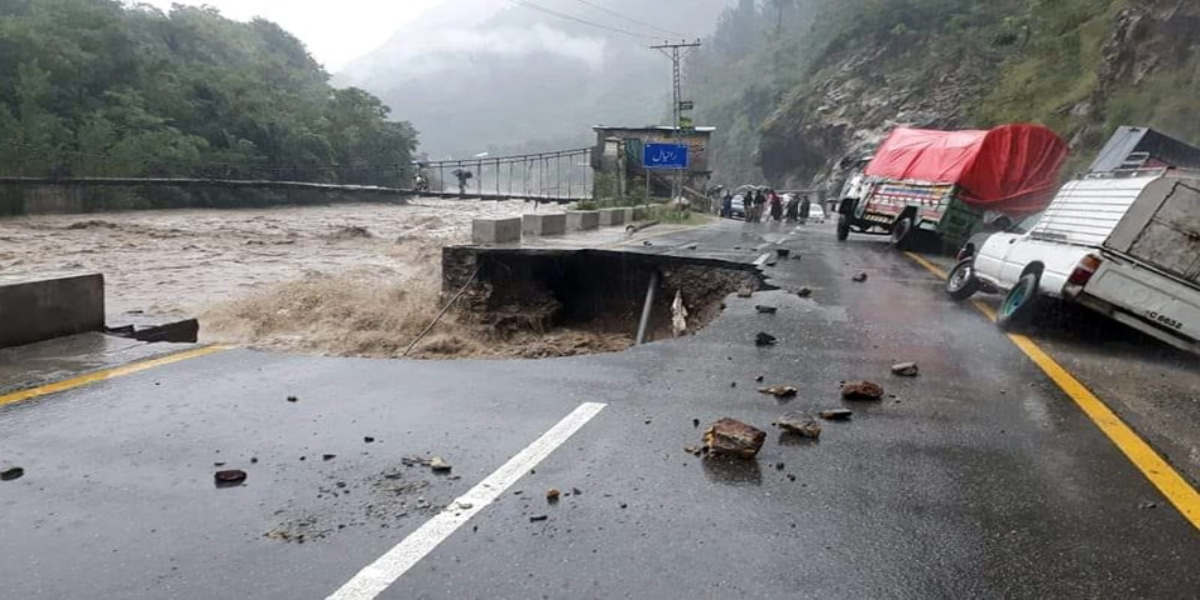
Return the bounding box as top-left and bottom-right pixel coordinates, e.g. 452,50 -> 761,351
338,0 -> 732,159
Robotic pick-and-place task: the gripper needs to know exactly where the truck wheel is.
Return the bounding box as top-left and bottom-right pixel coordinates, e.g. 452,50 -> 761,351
997,273 -> 1040,331
836,215 -> 850,241
891,216 -> 916,250
945,259 -> 980,301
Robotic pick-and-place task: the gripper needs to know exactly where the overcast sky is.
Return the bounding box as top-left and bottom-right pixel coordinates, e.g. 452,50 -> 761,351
136,0 -> 451,71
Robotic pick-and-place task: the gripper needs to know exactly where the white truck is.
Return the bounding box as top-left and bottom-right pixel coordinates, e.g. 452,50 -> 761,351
1071,175 -> 1200,354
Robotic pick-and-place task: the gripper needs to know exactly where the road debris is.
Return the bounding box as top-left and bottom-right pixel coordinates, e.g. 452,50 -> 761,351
755,305 -> 778,315
755,332 -> 778,347
755,375 -> 765,383
684,445 -> 706,457
692,418 -> 701,428
546,488 -> 561,503
214,469 -> 247,488
841,381 -> 885,401
892,362 -> 920,377
364,436 -> 376,443
429,457 -> 453,473
777,413 -> 822,438
852,272 -> 869,283
685,243 -> 699,250
759,386 -> 799,399
323,454 -> 337,461
776,249 -> 791,258
796,287 -> 813,298
775,462 -> 786,470
1139,501 -> 1158,510
643,241 -> 654,247
703,419 -> 767,459
765,258 -> 778,267
287,396 -> 298,403
529,515 -> 549,522
457,501 -> 474,510
819,409 -> 854,421
737,287 -> 754,298
1,467 -> 25,481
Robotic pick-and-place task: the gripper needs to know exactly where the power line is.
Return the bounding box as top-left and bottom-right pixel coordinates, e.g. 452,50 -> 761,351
565,0 -> 686,39
507,0 -> 657,40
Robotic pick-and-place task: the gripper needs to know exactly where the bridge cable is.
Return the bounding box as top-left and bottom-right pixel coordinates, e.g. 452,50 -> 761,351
507,0 -> 658,40
565,0 -> 686,38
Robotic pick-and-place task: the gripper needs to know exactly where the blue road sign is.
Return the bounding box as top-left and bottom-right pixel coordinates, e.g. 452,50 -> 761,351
643,143 -> 689,170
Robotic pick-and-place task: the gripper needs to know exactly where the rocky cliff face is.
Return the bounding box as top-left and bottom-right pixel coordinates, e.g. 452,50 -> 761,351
756,0 -> 1200,191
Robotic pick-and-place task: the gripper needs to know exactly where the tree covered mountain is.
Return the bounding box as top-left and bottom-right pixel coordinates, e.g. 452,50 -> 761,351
338,0 -> 734,159
0,0 -> 415,186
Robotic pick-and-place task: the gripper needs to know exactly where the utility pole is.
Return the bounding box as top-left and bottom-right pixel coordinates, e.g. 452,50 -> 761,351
651,40 -> 701,203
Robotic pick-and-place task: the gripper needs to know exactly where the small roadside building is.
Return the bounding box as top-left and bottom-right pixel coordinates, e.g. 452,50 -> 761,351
591,125 -> 715,201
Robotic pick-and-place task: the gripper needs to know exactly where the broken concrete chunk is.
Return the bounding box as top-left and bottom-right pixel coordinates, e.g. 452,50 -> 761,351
214,469 -> 247,488
852,272 -> 869,283
796,287 -> 813,298
429,457 -> 453,473
1,467 -> 25,481
737,287 -> 754,298
755,332 -> 778,347
703,418 -> 767,459
891,362 -> 920,377
841,381 -> 885,401
819,408 -> 854,421
759,386 -> 799,399
777,413 -> 822,438
755,305 -> 778,315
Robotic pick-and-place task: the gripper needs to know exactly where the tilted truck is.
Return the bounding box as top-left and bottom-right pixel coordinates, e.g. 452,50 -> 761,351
837,124 -> 1069,252
1068,172 -> 1200,355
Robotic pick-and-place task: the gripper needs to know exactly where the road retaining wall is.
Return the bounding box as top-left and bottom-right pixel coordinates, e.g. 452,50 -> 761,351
0,273 -> 105,349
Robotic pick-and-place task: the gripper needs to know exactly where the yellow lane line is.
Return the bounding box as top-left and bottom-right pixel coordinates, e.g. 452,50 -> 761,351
904,251 -> 1200,530
0,345 -> 230,408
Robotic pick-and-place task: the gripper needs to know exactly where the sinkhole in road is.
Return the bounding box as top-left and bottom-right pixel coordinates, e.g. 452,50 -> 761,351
433,247 -> 767,359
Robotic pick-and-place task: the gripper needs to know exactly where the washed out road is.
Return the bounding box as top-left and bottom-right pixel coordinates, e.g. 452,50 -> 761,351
1,219 -> 1197,599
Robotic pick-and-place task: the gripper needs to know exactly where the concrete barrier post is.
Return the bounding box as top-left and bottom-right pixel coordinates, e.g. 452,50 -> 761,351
566,211 -> 600,232
522,214 -> 568,237
598,208 -> 626,227
472,218 -> 522,245
0,273 -> 105,349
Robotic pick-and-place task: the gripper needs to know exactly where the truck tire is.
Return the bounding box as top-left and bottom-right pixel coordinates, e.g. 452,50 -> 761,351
997,273 -> 1040,331
945,259 -> 980,301
836,215 -> 850,241
891,216 -> 916,250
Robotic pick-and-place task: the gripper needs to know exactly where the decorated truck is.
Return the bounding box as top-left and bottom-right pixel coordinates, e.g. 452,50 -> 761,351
836,124 -> 1069,252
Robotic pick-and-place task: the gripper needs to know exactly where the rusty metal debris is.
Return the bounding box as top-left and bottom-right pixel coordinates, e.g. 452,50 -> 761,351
703,418 -> 767,459
841,381 -> 885,400
892,362 -> 920,377
759,386 -> 798,399
777,413 -> 822,438
819,408 -> 854,421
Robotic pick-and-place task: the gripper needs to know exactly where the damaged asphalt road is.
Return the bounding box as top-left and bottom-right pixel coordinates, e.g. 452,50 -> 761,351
1,219 -> 1198,599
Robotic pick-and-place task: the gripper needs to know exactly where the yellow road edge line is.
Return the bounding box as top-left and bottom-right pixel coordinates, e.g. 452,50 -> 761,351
904,251 -> 1200,531
0,345 -> 230,408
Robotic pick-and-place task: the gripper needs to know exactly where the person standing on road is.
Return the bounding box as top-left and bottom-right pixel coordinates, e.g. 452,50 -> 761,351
722,191 -> 734,218
769,189 -> 783,222
786,193 -> 800,222
800,195 -> 812,225
753,189 -> 766,222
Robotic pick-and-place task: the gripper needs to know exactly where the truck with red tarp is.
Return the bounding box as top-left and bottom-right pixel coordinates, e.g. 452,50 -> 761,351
836,124 -> 1070,252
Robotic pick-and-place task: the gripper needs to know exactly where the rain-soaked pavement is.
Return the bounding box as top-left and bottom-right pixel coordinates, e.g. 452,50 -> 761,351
1,218 -> 1198,599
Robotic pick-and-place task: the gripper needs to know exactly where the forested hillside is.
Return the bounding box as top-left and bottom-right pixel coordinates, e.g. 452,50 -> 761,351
691,0 -> 1200,190
0,0 -> 415,186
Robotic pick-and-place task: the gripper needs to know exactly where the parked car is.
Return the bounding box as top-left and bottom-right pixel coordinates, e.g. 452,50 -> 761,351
730,195 -> 746,219
944,173 -> 1161,330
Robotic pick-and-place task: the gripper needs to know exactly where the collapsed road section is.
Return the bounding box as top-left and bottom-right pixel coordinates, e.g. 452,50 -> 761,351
434,246 -> 767,358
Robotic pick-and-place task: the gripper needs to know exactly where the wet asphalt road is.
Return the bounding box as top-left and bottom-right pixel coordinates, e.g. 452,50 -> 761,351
2,219 -> 1198,599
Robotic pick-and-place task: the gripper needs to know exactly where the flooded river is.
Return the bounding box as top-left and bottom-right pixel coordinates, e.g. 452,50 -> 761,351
0,199 -> 568,356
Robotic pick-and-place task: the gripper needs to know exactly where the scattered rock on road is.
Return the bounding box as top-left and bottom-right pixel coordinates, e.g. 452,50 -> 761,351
737,287 -> 754,298
777,413 -> 822,438
703,419 -> 767,459
892,362 -> 920,377
852,273 -> 869,283
323,454 -> 336,461
841,381 -> 885,401
364,437 -> 376,444
214,469 -> 247,488
759,386 -> 798,399
429,457 -> 453,473
755,305 -> 778,315
287,396 -> 298,403
1,467 -> 25,481
819,409 -> 854,421
546,488 -> 561,503
530,515 -> 549,522
755,332 -> 778,347
796,287 -> 813,298
776,249 -> 791,258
